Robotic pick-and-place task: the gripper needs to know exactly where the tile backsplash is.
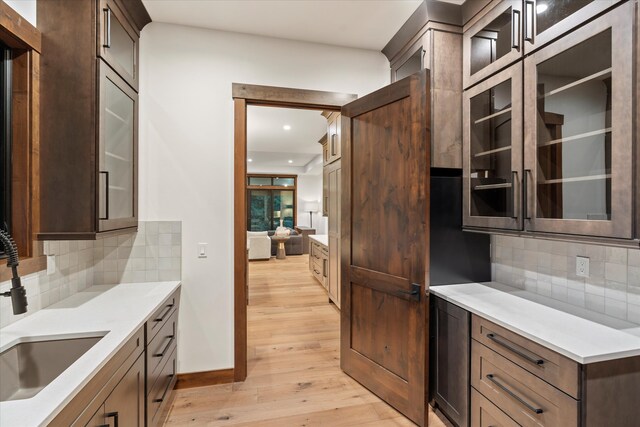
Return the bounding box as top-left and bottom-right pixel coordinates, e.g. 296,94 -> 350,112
492,235 -> 640,323
0,221 -> 181,329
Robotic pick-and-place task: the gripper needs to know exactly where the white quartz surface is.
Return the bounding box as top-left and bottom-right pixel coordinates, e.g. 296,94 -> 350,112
430,282 -> 640,364
0,281 -> 181,427
309,234 -> 328,247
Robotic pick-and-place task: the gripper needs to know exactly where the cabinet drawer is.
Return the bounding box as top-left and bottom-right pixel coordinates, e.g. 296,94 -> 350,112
471,388 -> 519,427
147,347 -> 177,427
311,262 -> 324,285
472,340 -> 578,427
147,309 -> 177,391
472,315 -> 579,398
147,290 -> 179,343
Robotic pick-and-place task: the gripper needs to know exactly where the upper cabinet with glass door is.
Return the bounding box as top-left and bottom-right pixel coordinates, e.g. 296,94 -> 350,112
463,63 -> 523,231
99,62 -> 138,232
523,2 -> 634,239
98,0 -> 139,90
463,0 -> 522,89
523,0 -> 623,54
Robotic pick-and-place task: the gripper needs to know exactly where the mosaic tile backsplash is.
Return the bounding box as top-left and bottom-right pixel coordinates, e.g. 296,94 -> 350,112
0,221 -> 181,329
492,235 -> 640,323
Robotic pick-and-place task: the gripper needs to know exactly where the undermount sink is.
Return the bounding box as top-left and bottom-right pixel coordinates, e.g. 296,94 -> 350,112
0,333 -> 107,402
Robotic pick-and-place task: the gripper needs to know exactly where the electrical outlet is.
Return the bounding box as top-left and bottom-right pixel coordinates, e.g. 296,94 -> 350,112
576,256 -> 590,278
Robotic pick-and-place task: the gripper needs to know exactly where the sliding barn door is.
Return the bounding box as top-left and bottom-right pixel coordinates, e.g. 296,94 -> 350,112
340,70 -> 430,426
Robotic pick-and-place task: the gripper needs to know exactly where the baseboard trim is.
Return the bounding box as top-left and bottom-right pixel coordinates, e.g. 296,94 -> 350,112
175,368 -> 235,389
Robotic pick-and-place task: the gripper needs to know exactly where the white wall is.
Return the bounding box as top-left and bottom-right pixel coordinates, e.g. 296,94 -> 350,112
139,23 -> 389,373
4,0 -> 36,26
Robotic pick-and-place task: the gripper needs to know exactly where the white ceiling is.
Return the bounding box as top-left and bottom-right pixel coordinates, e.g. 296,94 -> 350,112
247,106 -> 327,173
142,0 -> 423,50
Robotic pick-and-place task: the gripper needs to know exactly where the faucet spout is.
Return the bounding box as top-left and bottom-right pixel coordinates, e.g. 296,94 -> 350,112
0,229 -> 28,315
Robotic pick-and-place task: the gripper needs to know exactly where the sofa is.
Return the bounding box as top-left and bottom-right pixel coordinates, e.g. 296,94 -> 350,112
247,231 -> 271,261
267,230 -> 304,256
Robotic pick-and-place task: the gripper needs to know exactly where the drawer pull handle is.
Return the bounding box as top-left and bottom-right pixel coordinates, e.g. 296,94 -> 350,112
154,303 -> 174,322
487,333 -> 544,366
154,334 -> 175,358
486,374 -> 543,415
154,360 -> 176,403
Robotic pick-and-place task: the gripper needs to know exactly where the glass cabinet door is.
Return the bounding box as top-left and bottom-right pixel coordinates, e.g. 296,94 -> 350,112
99,61 -> 138,232
463,63 -> 523,230
524,3 -> 633,238
98,0 -> 139,90
463,0 -> 522,89
523,0 -> 621,54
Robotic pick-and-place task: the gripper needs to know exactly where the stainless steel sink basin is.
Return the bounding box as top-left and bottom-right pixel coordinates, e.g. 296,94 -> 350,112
0,333 -> 106,402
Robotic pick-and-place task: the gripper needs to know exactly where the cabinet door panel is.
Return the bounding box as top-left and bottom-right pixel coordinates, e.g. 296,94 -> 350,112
98,0 -> 138,89
463,0 -> 522,89
104,354 -> 144,427
99,61 -> 138,232
523,0 -> 622,54
524,3 -> 633,238
463,63 -> 523,230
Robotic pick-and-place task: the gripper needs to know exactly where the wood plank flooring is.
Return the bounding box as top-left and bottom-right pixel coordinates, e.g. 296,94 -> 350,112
165,255 -> 450,426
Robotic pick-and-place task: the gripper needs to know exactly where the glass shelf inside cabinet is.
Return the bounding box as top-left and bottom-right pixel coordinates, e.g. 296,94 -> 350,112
535,29 -> 612,221
470,79 -> 514,218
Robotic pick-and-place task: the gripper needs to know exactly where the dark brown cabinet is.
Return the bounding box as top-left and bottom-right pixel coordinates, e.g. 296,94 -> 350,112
98,0 -> 139,90
522,0 -> 623,54
463,0 -> 637,243
463,63 -> 523,231
38,0 -> 149,240
523,2 -> 634,239
103,353 -> 145,427
99,62 -> 139,232
463,0 -> 523,89
388,18 -> 464,169
430,295 -> 470,427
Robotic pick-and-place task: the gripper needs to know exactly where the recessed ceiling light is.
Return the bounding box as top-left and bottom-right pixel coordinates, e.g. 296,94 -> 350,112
536,3 -> 548,13
283,125 -> 291,131
248,158 -> 253,162
288,160 -> 293,164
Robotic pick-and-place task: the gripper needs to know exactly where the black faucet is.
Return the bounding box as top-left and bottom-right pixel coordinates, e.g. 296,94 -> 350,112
0,229 -> 28,315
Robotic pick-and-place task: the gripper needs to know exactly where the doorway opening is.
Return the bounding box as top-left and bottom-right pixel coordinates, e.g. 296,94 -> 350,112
232,83 -> 356,382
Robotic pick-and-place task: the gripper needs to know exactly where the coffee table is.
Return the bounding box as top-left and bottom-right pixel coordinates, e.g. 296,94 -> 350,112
271,235 -> 290,260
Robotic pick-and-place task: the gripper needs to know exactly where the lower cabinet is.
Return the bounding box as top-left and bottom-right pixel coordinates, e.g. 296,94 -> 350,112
49,289 -> 181,427
309,240 -> 329,290
102,354 -> 146,426
430,295 -> 470,427
431,297 -> 640,427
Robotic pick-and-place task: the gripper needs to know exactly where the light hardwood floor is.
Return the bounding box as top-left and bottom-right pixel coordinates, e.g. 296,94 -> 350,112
166,254 -> 450,426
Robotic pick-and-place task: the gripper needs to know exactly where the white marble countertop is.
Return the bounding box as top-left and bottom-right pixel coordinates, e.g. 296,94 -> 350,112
0,281 -> 181,427
309,234 -> 328,247
430,282 -> 640,364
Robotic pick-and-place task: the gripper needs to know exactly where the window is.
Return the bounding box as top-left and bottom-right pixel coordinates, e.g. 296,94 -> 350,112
0,3 -> 46,281
0,43 -> 11,257
247,175 -> 297,231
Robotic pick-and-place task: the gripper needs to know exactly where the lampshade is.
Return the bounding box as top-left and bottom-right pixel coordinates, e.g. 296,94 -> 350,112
304,201 -> 320,212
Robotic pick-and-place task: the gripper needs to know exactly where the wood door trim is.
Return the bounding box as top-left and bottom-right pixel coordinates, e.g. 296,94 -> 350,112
0,1 -> 41,52
233,83 -> 356,382
175,368 -> 235,389
232,83 -> 357,109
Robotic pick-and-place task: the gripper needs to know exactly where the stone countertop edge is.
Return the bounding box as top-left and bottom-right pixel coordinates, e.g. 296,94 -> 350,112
429,282 -> 640,365
309,234 -> 328,247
